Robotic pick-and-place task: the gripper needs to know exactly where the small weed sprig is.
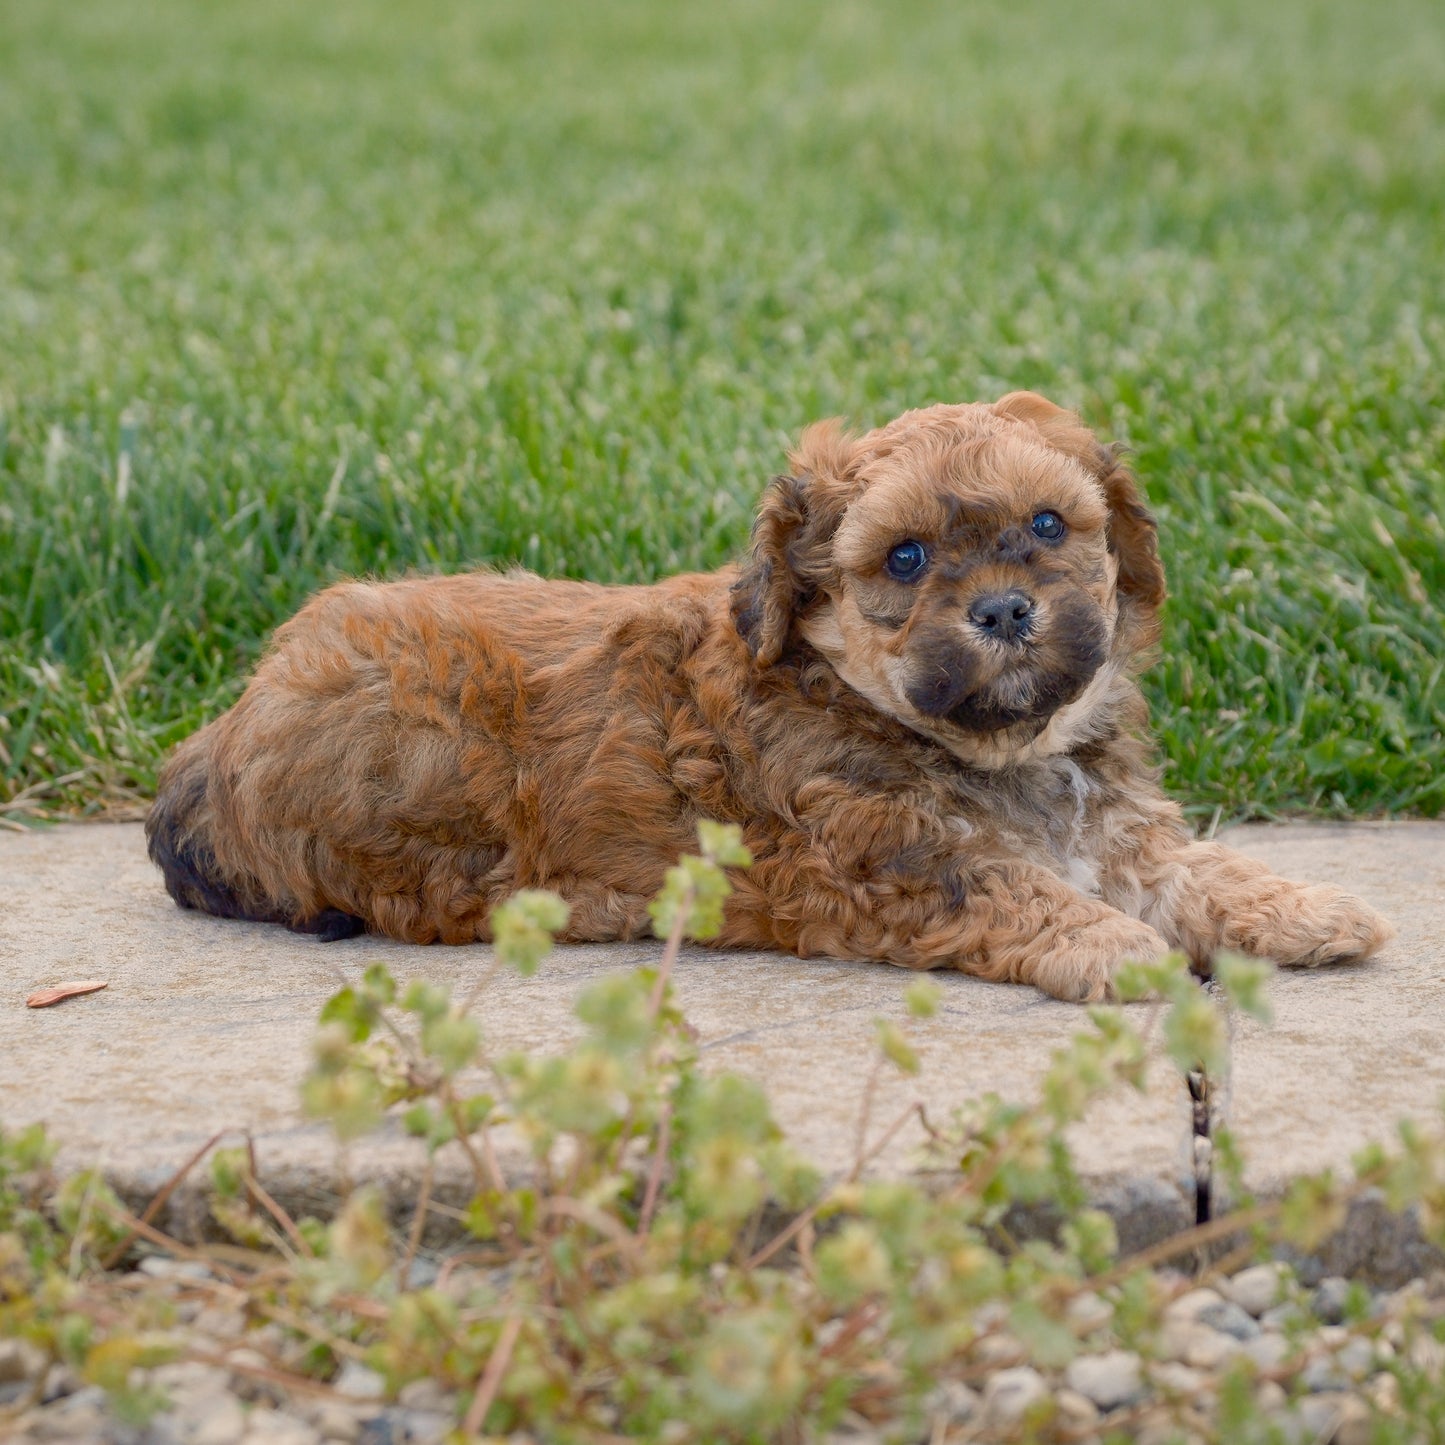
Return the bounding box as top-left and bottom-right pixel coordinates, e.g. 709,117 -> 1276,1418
3,827 -> 1445,1440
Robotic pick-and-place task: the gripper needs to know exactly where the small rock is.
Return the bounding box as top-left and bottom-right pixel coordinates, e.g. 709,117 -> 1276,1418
1312,1277 -> 1352,1325
1336,1336 -> 1376,1379
1161,1320 -> 1246,1370
1195,1298 -> 1260,1341
40,1364 -> 79,1402
1064,1349 -> 1144,1411
240,1407 -> 321,1445
307,1400 -> 363,1442
1300,1353 -> 1351,1395
191,1306 -> 249,1343
391,1412 -> 451,1444
1261,1302 -> 1310,1331
980,1366 -> 1049,1427
1151,1361 -> 1207,1396
1164,1287 -> 1224,1323
179,1392 -> 248,1445
227,1348 -> 286,1405
973,1331 -> 1024,1366
27,1389 -> 110,1441
396,1380 -> 454,1414
1298,1391 -> 1370,1445
921,1380 -> 979,1424
400,1257 -> 440,1290
434,1265 -> 494,1303
1053,1387 -> 1099,1429
1136,1418 -> 1207,1445
1222,1263 -> 1287,1317
1065,1290 -> 1113,1334
332,1363 -> 387,1403
1241,1332 -> 1291,1373
1255,1379 -> 1289,1414
0,1338 -> 45,1385
823,1415 -> 885,1445
151,1361 -> 233,1396
1407,1333 -> 1445,1374
1365,1370 -> 1400,1412
138,1255 -> 215,1281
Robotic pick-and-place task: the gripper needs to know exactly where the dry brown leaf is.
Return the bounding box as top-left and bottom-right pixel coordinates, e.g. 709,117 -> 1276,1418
26,980 -> 108,1009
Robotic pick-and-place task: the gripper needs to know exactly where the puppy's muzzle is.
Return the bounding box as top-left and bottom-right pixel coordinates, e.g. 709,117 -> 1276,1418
968,589 -> 1035,644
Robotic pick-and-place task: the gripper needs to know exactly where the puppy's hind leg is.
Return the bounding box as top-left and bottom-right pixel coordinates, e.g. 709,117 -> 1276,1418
146,726 -> 364,937
147,731 -> 258,920
289,909 -> 368,942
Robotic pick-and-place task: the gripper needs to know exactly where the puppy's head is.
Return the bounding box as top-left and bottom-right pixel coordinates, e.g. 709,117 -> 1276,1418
730,393 -> 1165,766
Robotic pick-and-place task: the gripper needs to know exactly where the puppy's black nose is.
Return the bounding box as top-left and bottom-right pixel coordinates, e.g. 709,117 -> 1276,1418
968,590 -> 1034,642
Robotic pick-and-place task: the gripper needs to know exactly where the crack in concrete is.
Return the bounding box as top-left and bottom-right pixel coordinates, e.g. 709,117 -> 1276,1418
1187,1067 -> 1213,1226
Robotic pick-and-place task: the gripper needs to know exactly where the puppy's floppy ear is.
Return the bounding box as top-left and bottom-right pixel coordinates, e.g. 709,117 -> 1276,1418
994,391 -> 1166,618
730,419 -> 864,667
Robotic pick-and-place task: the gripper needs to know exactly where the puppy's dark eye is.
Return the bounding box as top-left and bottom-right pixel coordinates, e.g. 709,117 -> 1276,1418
1031,511 -> 1066,542
885,540 -> 928,580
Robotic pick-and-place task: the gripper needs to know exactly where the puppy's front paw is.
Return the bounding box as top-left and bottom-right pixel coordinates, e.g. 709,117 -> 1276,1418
1033,915 -> 1170,1003
1232,883 -> 1394,969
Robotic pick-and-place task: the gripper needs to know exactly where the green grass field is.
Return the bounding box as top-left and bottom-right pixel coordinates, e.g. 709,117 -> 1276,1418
2,0 -> 1442,824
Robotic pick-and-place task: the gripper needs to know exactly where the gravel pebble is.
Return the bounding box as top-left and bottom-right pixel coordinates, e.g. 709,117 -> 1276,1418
1064,1349 -> 1144,1411
179,1392 -> 248,1445
980,1366 -> 1049,1427
1255,1379 -> 1289,1413
332,1364 -> 387,1402
26,1388 -> 111,1441
395,1380 -> 453,1414
1161,1319 -> 1246,1370
1065,1290 -> 1113,1333
1150,1361 -> 1207,1396
305,1401 -> 364,1442
1164,1288 -> 1225,1323
137,1256 -> 214,1282
1407,1333 -> 1445,1373
1312,1276 -> 1353,1325
1195,1298 -> 1260,1341
1241,1331 -> 1292,1372
1297,1391 -> 1370,1445
973,1331 -> 1024,1365
239,1407 -> 321,1445
0,1338 -> 46,1385
1222,1263 -> 1288,1317
391,1411 -> 451,1444
1053,1387 -> 1099,1428
1261,1301 -> 1310,1331
920,1380 -> 979,1424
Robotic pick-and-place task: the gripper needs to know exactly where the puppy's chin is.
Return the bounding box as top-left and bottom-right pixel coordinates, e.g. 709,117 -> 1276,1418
905,603 -> 1109,736
913,653 -> 1118,768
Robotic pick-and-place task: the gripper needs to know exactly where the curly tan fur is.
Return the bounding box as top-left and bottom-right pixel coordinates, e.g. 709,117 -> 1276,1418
147,393 -> 1393,999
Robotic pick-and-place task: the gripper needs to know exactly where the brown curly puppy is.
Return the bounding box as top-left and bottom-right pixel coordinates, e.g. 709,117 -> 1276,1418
147,392 -> 1393,999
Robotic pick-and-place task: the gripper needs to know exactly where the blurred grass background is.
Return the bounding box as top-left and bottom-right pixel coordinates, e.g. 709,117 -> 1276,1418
1,0 -> 1442,823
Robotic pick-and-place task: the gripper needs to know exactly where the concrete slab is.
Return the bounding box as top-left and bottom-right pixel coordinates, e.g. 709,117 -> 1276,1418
1215,823 -> 1445,1280
2,821 -> 1441,1265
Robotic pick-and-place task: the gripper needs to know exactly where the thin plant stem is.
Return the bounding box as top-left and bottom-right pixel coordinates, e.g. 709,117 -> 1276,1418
463,1313 -> 524,1438
648,882 -> 692,1018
